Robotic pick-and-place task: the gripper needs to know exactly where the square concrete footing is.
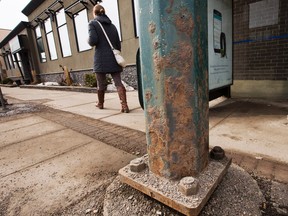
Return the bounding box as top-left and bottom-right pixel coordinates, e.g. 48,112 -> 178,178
119,155 -> 231,216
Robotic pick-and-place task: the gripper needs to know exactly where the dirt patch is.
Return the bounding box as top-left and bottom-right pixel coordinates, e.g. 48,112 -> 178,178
52,176 -> 115,215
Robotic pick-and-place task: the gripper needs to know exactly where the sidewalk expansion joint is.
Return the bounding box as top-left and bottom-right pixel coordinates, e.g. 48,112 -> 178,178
0,141 -> 93,179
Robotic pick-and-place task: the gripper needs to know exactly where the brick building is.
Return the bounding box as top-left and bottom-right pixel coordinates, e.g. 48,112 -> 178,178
232,0 -> 288,98
0,0 -> 287,99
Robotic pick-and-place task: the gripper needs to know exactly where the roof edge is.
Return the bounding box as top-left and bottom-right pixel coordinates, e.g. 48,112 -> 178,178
0,22 -> 30,48
22,0 -> 46,16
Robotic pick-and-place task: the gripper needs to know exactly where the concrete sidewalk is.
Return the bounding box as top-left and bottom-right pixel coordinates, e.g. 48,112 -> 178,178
1,86 -> 288,215
2,86 -> 288,166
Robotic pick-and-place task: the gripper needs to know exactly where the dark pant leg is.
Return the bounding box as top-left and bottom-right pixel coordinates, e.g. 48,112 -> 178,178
111,72 -> 124,88
96,73 -> 107,91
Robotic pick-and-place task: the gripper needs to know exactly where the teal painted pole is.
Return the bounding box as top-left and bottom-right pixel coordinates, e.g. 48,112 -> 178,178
138,0 -> 209,180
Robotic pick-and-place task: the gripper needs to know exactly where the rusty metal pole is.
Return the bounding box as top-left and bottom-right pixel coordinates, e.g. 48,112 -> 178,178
119,1 -> 231,214
139,0 -> 209,180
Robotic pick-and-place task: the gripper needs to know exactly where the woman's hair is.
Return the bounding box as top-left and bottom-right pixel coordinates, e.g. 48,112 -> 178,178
93,4 -> 105,16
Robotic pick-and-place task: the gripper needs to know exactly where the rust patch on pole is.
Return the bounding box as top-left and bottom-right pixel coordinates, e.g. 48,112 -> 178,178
147,106 -> 170,177
153,41 -> 193,75
166,0 -> 175,14
174,8 -> 195,37
145,91 -> 152,102
149,22 -> 156,34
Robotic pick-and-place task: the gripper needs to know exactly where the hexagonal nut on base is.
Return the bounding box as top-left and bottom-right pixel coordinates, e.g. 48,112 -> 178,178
178,176 -> 199,196
129,158 -> 146,172
210,146 -> 225,160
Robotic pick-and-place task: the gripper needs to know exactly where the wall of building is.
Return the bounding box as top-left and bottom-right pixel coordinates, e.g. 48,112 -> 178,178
118,0 -> 139,64
232,0 -> 288,99
1,28 -> 31,81
2,0 -> 287,98
25,0 -> 139,88
28,0 -> 93,75
0,29 -> 11,80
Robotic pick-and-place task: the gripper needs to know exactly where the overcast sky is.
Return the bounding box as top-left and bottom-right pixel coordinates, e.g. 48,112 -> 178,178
0,0 -> 31,30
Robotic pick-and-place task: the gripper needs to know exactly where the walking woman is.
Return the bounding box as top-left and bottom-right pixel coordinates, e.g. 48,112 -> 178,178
88,4 -> 129,113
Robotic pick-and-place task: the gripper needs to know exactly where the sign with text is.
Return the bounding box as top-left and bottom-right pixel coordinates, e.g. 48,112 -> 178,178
208,0 -> 232,90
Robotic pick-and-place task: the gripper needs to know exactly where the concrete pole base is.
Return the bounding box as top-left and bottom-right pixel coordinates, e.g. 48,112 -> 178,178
118,154 -> 232,216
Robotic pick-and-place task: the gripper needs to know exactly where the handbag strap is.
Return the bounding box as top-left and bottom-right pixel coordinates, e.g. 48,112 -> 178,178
96,20 -> 115,50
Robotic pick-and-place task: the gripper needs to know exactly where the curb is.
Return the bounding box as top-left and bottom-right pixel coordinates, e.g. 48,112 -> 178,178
20,85 -> 97,93
228,151 -> 288,184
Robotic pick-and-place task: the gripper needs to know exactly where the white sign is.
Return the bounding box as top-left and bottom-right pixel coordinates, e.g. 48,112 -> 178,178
249,0 -> 279,28
208,0 -> 233,90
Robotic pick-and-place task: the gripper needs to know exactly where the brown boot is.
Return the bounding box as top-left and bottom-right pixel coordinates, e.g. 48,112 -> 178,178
117,86 -> 129,113
96,90 -> 105,109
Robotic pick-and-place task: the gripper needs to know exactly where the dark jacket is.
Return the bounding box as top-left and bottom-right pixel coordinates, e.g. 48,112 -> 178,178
88,14 -> 122,73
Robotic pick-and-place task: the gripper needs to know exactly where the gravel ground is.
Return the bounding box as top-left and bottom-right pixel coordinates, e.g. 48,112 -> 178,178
0,97 -> 46,118
252,175 -> 288,216
1,99 -> 287,216
104,164 -> 265,216
104,166 -> 288,216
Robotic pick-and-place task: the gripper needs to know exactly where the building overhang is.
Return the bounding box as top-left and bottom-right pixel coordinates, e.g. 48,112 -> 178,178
0,22 -> 30,49
22,0 -> 46,16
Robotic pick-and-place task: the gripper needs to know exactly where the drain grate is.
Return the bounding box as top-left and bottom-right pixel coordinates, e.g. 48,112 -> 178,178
37,109 -> 147,156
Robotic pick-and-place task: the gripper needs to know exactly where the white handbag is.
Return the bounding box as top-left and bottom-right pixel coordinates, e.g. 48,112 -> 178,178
112,49 -> 126,67
96,21 -> 126,68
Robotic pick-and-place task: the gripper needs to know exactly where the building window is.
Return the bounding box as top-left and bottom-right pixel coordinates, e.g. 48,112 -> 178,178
9,53 -> 15,69
44,17 -> 58,60
56,8 -> 72,57
4,54 -> 13,70
35,25 -> 47,63
12,54 -> 18,68
15,53 -> 22,69
4,55 -> 9,69
100,0 -> 122,40
132,0 -> 140,37
74,9 -> 91,52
